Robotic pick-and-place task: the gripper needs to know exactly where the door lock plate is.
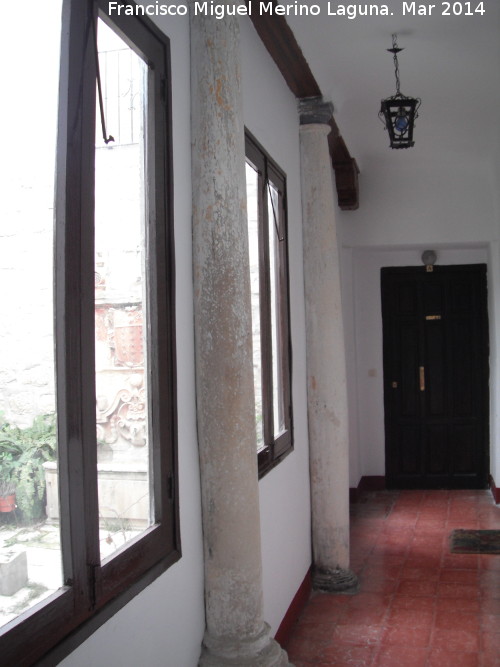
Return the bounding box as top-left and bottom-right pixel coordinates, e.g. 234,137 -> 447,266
419,366 -> 425,391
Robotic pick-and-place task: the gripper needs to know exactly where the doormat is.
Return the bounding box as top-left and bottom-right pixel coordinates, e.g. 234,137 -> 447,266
450,529 -> 500,554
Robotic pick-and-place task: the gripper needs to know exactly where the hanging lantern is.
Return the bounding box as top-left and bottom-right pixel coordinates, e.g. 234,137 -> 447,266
379,34 -> 421,149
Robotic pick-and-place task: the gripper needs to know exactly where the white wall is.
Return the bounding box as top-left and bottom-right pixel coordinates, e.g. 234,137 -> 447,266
339,150 -> 500,490
240,18 -> 312,633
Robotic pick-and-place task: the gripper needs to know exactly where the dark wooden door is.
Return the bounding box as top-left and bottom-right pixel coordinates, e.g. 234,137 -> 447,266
381,264 -> 489,489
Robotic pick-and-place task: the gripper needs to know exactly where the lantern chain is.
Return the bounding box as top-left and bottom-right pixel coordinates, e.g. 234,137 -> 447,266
390,34 -> 402,96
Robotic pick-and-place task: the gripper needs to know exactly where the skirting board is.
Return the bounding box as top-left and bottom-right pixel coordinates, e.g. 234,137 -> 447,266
274,567 -> 312,647
349,476 -> 386,503
350,475 -> 499,504
489,475 -> 500,504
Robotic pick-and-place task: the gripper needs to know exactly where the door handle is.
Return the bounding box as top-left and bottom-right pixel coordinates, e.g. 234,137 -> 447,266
419,366 -> 425,392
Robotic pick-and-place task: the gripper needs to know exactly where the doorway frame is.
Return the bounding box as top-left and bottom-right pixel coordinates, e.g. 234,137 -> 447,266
381,263 -> 490,490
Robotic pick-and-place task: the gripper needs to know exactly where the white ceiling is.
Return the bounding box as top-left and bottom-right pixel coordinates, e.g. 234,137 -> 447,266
287,0 -> 500,172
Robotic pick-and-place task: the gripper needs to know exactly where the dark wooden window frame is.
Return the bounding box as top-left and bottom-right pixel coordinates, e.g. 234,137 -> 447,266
0,2 -> 179,665
245,132 -> 293,477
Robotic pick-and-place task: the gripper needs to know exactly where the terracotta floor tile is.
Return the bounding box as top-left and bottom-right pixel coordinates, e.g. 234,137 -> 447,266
481,652 -> 500,667
448,513 -> 481,524
321,643 -> 375,665
381,625 -> 432,647
284,634 -> 330,663
436,596 -> 481,614
405,554 -> 442,568
480,570 -> 500,585
368,554 -> 407,568
396,579 -> 438,597
481,598 -> 500,615
387,512 -> 418,524
373,645 -> 428,666
299,593 -> 350,623
415,519 -> 447,531
400,565 -> 440,581
412,531 -> 446,543
390,595 -> 436,612
438,582 -> 480,599
337,604 -> 387,626
332,623 -> 383,646
359,564 -> 402,580
442,553 -> 480,569
385,606 -> 434,628
287,620 -> 336,645
481,614 -> 500,633
434,610 -> 480,630
428,649 -> 480,666
480,556 -> 500,571
447,520 -> 481,531
348,592 -> 392,610
370,546 -> 409,561
431,627 -> 480,653
481,630 -> 500,653
440,568 -> 480,584
357,577 -> 399,595
419,509 -> 449,519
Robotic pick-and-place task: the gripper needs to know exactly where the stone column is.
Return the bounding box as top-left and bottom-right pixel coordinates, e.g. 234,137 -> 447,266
299,97 -> 358,594
190,4 -> 290,665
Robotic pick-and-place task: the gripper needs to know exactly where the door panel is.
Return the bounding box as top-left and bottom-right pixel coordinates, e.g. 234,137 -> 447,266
452,423 -> 477,475
451,318 -> 475,416
399,320 -> 420,417
426,423 -> 448,475
425,320 -> 446,416
382,264 -> 489,489
399,423 -> 421,476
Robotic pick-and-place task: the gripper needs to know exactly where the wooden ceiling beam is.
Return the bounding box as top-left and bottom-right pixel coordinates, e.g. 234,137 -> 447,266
246,2 -> 359,210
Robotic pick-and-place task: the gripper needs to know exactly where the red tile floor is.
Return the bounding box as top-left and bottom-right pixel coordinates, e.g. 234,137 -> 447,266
285,489 -> 500,666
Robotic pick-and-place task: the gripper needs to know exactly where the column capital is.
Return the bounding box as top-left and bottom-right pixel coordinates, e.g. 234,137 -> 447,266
298,96 -> 334,126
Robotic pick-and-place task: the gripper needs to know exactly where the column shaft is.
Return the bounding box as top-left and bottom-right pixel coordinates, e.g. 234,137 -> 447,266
299,103 -> 358,594
190,4 -> 290,663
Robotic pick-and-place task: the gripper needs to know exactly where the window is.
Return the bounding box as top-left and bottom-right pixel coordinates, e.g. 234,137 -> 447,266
245,133 -> 293,476
0,1 -> 178,663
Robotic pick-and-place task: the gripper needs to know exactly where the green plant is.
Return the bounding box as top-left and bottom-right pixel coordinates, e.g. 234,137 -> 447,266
0,413 -> 57,523
0,419 -> 22,496
0,478 -> 17,497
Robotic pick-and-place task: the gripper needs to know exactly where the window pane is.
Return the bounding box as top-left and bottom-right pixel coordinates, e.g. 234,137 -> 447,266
245,164 -> 264,451
95,20 -> 151,559
0,1 -> 63,628
267,183 -> 286,437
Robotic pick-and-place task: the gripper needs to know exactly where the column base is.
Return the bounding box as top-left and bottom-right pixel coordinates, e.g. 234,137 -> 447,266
312,566 -> 359,594
199,622 -> 291,666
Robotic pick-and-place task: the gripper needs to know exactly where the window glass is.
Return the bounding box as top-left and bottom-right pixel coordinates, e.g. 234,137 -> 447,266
267,182 -> 286,438
94,19 -> 151,560
0,0 -> 63,628
245,163 -> 264,451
